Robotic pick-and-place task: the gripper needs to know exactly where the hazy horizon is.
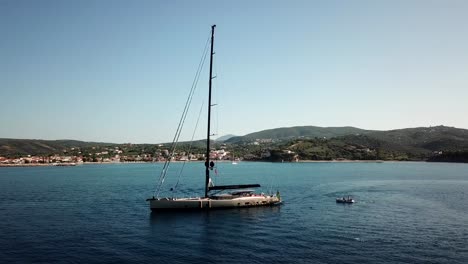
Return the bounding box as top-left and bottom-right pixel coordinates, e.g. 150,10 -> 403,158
1,1 -> 467,143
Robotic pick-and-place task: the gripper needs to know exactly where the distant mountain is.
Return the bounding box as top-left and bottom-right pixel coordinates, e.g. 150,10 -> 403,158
215,134 -> 237,142
2,125 -> 468,162
0,138 -> 114,157
238,125 -> 468,162
366,126 -> 468,151
225,125 -> 468,147
225,126 -> 369,143
0,138 -> 214,158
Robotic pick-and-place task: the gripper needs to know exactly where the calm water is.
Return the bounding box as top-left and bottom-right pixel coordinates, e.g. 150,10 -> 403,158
1,162 -> 467,263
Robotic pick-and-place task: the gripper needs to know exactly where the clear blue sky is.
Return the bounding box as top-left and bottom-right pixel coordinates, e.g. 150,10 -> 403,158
1,0 -> 467,143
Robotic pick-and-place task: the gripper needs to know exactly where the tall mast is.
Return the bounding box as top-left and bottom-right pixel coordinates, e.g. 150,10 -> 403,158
205,24 -> 216,198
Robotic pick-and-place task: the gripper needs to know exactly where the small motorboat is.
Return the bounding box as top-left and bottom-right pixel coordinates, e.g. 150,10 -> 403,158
336,196 -> 355,203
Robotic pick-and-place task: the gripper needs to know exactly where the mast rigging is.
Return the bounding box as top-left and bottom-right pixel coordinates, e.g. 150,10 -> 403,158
205,24 -> 216,198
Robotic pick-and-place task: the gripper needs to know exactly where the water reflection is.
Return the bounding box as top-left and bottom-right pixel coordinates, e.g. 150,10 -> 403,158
149,205 -> 282,226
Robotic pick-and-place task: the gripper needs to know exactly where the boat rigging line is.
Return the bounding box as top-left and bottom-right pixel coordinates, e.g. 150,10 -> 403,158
154,31 -> 211,198
171,101 -> 205,197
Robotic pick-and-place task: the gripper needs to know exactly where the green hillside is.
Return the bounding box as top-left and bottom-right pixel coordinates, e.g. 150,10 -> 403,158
366,126 -> 468,151
0,138 -> 215,159
226,126 -> 368,143
1,125 -> 468,162
0,138 -> 113,157
225,125 -> 468,162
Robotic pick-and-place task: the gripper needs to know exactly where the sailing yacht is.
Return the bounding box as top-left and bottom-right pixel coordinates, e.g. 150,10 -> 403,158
147,25 -> 281,211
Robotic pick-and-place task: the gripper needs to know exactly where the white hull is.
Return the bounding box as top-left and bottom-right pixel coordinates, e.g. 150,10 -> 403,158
148,195 -> 281,211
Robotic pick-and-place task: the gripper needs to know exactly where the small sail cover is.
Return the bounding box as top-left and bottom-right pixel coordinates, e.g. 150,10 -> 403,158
208,178 -> 214,188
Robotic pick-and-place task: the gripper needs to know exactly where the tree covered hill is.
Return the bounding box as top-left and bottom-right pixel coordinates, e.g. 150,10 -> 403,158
225,126 -> 368,143
225,125 -> 468,150
215,134 -> 237,142
0,138 -> 114,157
1,125 -> 468,162
0,138 -> 213,159
365,126 -> 468,151
226,125 -> 468,162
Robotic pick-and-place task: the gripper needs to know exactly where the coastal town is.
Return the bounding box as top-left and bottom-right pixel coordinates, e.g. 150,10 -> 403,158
0,145 -> 240,166
2,126 -> 465,165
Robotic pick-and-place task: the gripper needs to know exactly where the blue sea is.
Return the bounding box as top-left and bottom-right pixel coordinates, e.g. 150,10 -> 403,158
1,162 -> 467,264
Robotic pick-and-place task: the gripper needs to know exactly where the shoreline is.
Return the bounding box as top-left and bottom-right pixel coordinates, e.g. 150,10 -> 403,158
0,159 -> 448,167
2,159 -> 467,167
